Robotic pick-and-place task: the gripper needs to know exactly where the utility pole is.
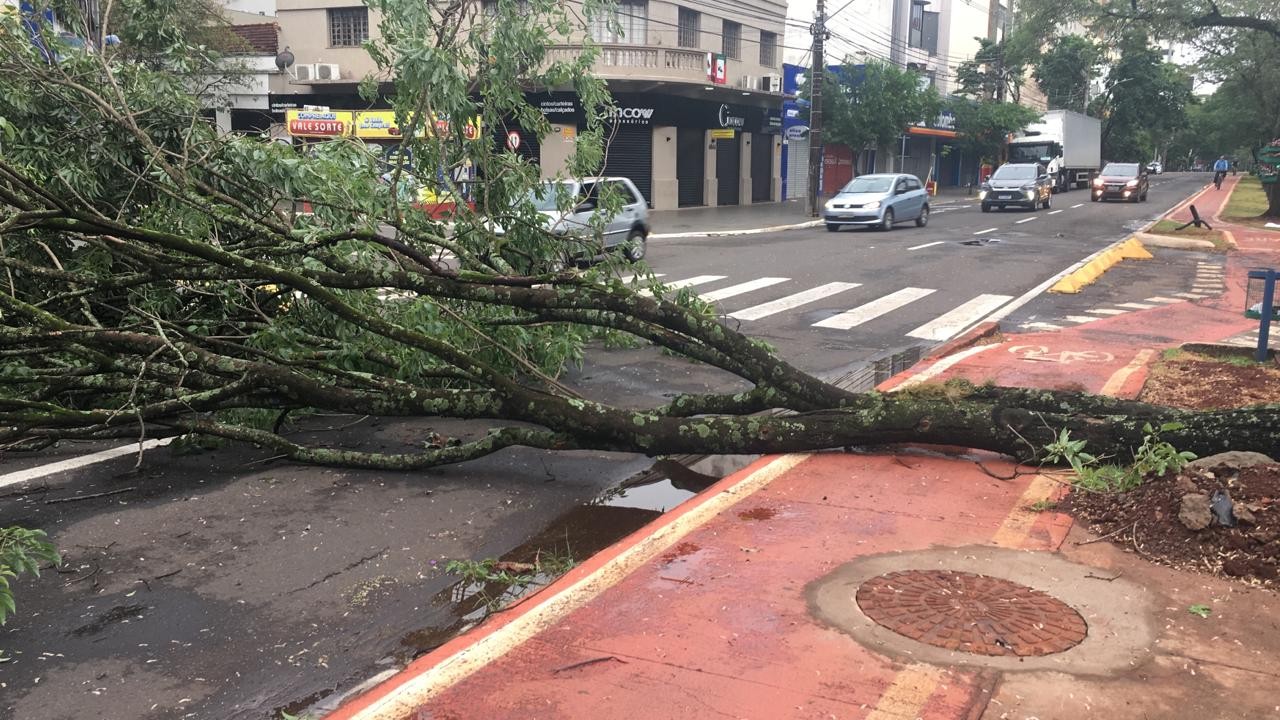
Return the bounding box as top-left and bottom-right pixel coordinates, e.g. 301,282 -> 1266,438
806,0 -> 829,218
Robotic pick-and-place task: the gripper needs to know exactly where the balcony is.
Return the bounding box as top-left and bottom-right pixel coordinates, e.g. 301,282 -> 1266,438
546,44 -> 710,84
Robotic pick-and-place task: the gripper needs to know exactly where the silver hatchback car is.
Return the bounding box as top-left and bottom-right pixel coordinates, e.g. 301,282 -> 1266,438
823,173 -> 930,232
526,177 -> 651,261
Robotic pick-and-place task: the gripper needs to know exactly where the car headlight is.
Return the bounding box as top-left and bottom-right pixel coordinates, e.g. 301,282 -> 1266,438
1125,179 -> 1139,187
824,200 -> 836,211
978,190 -> 988,199
864,200 -> 881,210
1092,178 -> 1104,187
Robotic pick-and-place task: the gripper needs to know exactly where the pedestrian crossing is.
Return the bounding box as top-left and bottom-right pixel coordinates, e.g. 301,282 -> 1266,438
621,273 -> 1011,342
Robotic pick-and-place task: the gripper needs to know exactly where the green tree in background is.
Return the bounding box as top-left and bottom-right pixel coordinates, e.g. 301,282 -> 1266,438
812,60 -> 942,175
1089,32 -> 1192,161
947,98 -> 1043,168
1033,35 -> 1103,113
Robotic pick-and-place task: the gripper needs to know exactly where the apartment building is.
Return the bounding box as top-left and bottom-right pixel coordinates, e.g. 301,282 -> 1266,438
263,0 -> 790,209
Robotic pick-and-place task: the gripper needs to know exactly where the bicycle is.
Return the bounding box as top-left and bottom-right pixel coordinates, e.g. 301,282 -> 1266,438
1214,171 -> 1225,190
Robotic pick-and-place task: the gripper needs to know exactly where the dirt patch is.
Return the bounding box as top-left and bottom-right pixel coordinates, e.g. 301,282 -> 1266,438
1146,220 -> 1231,250
1139,353 -> 1280,410
737,507 -> 777,521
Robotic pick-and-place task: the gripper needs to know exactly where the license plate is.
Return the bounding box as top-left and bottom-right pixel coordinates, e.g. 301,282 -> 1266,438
999,193 -> 1015,199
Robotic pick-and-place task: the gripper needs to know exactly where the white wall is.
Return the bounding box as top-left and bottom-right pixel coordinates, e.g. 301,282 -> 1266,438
222,0 -> 276,16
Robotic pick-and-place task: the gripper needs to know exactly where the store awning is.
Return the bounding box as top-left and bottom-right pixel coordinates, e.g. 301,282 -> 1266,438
908,126 -> 957,139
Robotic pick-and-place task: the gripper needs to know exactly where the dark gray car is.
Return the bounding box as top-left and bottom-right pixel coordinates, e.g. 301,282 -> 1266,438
980,163 -> 1053,212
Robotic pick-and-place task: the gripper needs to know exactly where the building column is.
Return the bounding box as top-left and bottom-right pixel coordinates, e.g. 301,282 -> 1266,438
215,108 -> 232,135
739,132 -> 753,205
650,125 -> 678,211
704,130 -> 718,207
538,124 -> 576,180
771,134 -> 782,202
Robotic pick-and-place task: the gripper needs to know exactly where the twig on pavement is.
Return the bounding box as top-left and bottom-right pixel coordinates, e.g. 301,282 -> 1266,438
46,487 -> 136,505
552,655 -> 628,674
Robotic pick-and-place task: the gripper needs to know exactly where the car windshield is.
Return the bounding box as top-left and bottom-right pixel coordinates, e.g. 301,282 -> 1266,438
1102,163 -> 1140,177
526,182 -> 578,212
991,165 -> 1037,181
840,176 -> 893,194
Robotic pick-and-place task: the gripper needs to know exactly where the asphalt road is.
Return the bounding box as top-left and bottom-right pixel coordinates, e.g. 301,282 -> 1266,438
0,172 -> 1209,720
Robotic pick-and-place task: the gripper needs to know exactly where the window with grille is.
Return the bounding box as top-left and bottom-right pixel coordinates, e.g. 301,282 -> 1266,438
328,7 -> 368,48
759,30 -> 777,67
677,7 -> 700,48
722,20 -> 740,60
591,1 -> 648,45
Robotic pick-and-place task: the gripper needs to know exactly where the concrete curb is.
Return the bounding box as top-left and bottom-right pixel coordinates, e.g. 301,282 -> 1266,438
1049,236 -> 1153,294
1132,231 -> 1218,251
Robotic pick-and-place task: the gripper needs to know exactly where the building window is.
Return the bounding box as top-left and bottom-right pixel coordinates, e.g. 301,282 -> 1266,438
759,30 -> 777,67
677,7 -> 700,48
592,0 -> 648,45
907,4 -> 938,56
722,20 -> 740,60
328,7 -> 368,48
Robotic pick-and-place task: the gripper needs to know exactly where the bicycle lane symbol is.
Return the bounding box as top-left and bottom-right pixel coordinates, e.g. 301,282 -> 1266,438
1009,345 -> 1116,364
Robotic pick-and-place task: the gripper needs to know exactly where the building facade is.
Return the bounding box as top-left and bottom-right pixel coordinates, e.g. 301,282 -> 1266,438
258,0 -> 790,209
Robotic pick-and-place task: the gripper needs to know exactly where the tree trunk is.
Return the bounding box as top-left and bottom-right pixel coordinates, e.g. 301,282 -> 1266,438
1265,181 -> 1280,218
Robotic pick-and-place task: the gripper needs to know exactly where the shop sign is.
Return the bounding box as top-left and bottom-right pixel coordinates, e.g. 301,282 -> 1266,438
710,128 -> 735,140
706,52 -> 727,84
717,104 -> 745,129
538,98 -> 578,120
785,125 -> 809,141
286,109 -> 352,137
355,110 -> 404,139
915,110 -> 956,132
606,105 -> 657,124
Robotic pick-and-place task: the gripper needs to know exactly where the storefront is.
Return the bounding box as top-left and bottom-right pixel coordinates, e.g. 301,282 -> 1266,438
780,63 -> 808,202
532,92 -> 782,210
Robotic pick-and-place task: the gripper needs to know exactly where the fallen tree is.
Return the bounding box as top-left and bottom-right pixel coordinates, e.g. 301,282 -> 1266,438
1,0 -> 1278,473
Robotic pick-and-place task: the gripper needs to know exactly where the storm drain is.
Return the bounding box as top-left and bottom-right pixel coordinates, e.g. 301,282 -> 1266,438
855,570 -> 1087,657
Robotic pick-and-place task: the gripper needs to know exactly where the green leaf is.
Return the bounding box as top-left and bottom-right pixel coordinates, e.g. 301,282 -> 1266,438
1188,604 -> 1212,619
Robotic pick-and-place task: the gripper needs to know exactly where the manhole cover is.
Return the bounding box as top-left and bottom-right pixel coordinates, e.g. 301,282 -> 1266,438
855,570 -> 1087,657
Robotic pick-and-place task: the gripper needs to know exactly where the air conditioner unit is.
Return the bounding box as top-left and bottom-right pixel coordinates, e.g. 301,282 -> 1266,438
738,74 -> 758,90
765,74 -> 782,93
293,63 -> 318,81
315,63 -> 341,81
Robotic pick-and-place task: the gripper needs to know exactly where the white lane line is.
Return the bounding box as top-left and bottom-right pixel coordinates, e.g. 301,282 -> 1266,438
1071,203 -> 1084,208
1087,308 -> 1128,316
906,293 -> 1013,341
907,241 -> 946,251
1175,292 -> 1209,299
1145,296 -> 1183,304
729,282 -> 862,321
639,274 -> 724,297
973,227 -> 998,235
894,345 -> 997,390
813,287 -> 936,330
699,277 -> 789,302
1116,302 -> 1158,310
0,438 -> 176,489
1015,217 -> 1038,224
1064,315 -> 1101,324
1020,322 -> 1064,331
1048,210 -> 1064,215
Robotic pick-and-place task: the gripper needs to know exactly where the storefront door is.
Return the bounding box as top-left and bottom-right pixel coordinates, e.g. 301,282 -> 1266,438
677,127 -> 705,207
600,126 -> 653,205
716,134 -> 740,206
751,135 -> 773,202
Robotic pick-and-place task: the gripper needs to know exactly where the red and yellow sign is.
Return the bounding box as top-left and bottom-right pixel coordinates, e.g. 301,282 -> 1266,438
354,110 -> 405,139
286,109 -> 352,138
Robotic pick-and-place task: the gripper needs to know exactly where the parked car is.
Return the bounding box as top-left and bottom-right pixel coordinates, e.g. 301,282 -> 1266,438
1091,162 -> 1149,203
1146,161 -> 1163,175
823,173 -> 930,231
979,163 -> 1053,212
522,177 -> 650,261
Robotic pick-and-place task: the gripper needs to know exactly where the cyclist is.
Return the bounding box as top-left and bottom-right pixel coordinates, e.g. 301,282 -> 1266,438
1213,155 -> 1229,189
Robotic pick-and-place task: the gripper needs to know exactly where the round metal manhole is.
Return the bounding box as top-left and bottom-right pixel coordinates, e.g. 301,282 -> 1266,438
855,570 -> 1087,657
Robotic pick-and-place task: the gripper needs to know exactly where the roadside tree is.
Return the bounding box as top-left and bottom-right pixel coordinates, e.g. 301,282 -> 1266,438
1032,35 -> 1103,113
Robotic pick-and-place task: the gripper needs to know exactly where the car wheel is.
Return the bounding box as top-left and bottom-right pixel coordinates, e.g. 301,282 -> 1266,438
825,223 -> 840,232
622,229 -> 646,262
915,205 -> 929,227
981,203 -> 991,213
879,208 -> 894,231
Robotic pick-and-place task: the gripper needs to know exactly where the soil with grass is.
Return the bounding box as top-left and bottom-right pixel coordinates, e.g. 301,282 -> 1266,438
1066,351 -> 1280,587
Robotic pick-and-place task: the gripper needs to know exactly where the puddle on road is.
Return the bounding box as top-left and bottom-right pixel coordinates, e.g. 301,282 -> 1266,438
960,237 -> 1002,246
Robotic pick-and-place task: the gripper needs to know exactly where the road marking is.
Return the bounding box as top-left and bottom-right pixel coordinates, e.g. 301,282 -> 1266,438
1020,322 -> 1064,331
728,282 -> 862,321
864,664 -> 945,720
1100,348 -> 1156,396
1175,292 -> 1208,299
639,275 -> 724,297
893,344 -> 997,390
813,287 -> 936,330
1015,216 -> 1038,224
1145,296 -> 1183,304
991,474 -> 1061,548
1048,209 -> 1064,215
1116,302 -> 1158,310
906,241 -> 945,251
907,293 -> 1013,341
1086,308 -> 1127,315
1071,203 -> 1084,208
698,277 -> 789,302
1063,315 -> 1100,324
0,438 -> 176,489
973,227 -> 998,235
617,273 -> 666,284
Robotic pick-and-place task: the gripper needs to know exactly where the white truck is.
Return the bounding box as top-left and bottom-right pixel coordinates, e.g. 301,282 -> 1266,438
1007,110 -> 1102,194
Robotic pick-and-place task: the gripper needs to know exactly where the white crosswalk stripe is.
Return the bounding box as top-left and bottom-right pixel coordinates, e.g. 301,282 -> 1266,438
618,273 -> 666,284
813,287 -> 936,330
1116,302 -> 1158,310
699,277 -> 789,302
1145,297 -> 1183,304
1086,308 -> 1127,315
907,294 -> 1012,341
1174,292 -> 1208,299
729,282 -> 861,321
639,274 -> 724,297
1063,315 -> 1100,324
1020,322 -> 1063,331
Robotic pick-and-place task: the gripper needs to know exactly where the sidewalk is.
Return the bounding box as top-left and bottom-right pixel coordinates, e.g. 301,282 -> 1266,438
650,188 -> 975,238
328,183 -> 1280,720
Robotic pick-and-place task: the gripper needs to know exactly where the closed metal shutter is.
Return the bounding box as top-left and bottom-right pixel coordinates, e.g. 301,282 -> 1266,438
786,137 -> 809,200
716,133 -> 740,205
599,125 -> 653,205
751,134 -> 773,202
676,127 -> 705,207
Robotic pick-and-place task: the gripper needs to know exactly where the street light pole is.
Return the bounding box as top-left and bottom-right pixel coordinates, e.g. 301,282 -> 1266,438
806,0 -> 829,217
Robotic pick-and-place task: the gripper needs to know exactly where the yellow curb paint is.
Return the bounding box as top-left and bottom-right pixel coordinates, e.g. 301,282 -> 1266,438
1051,237 -> 1151,294
864,664 -> 946,720
989,474 -> 1060,549
1100,348 -> 1155,397
345,453 -> 812,720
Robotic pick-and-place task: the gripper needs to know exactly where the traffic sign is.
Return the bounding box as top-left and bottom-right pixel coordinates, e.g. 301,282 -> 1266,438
506,130 -> 521,151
